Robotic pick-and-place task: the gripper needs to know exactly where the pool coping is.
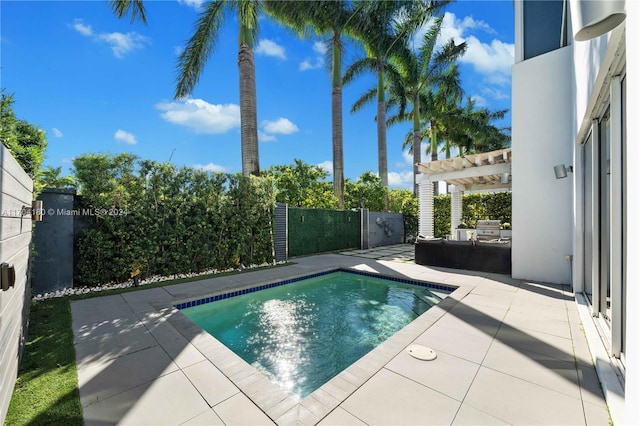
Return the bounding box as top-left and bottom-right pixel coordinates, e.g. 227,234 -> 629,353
155,266 -> 474,425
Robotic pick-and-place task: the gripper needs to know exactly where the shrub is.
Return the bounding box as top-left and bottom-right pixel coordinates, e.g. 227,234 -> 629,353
73,154 -> 275,286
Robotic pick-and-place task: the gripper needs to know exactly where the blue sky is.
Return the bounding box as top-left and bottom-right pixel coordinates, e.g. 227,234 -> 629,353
1,1 -> 514,189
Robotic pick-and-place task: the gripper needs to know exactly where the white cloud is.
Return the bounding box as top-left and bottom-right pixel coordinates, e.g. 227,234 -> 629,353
441,12 -> 513,77
114,129 -> 137,145
317,160 -> 333,175
255,39 -> 286,60
313,41 -> 327,54
480,86 -> 509,101
156,98 -> 240,134
259,131 -> 277,142
52,128 -> 63,138
460,37 -> 514,76
178,0 -> 205,10
470,94 -> 488,107
300,41 -> 326,71
401,143 -> 429,166
388,171 -> 414,189
193,163 -> 227,173
174,45 -> 184,56
71,18 -> 149,59
414,12 -> 514,80
99,32 -> 150,59
261,118 -> 299,134
72,19 -> 93,36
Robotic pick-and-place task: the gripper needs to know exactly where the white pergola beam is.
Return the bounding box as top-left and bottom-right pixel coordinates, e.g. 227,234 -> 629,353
421,162 -> 511,182
462,182 -> 512,191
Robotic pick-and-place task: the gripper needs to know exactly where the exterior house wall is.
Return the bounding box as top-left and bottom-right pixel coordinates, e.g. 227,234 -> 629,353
0,145 -> 33,424
516,1 -> 638,424
623,3 -> 639,422
511,46 -> 573,284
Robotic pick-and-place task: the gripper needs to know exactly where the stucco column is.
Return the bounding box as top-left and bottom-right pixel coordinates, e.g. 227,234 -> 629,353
418,175 -> 434,237
450,185 -> 462,239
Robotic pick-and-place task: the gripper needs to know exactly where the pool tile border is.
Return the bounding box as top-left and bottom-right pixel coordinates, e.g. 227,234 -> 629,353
174,268 -> 457,310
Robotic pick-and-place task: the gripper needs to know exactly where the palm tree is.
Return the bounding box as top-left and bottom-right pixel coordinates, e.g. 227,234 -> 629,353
387,17 -> 467,196
265,1 -> 358,209
344,1 -> 444,209
109,0 -> 262,177
448,97 -> 510,155
176,1 -> 262,177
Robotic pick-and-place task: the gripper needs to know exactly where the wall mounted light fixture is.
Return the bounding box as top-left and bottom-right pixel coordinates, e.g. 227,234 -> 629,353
500,172 -> 511,184
574,0 -> 626,41
554,164 -> 573,179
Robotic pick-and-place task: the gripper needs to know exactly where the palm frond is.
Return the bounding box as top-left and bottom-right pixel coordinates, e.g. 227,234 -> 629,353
351,86 -> 378,114
175,1 -> 227,99
110,0 -> 147,24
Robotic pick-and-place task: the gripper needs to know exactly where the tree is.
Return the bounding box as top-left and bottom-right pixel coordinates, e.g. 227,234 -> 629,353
1,91 -> 47,182
110,0 -> 262,177
40,166 -> 75,189
344,171 -> 387,212
345,1 -> 446,208
387,17 -> 466,196
263,159 -> 337,209
265,1 -> 358,209
399,62 -> 464,168
446,97 -> 511,155
174,1 -> 262,177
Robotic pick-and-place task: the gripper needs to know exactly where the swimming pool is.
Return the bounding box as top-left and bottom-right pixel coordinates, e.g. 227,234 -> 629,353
179,269 -> 453,399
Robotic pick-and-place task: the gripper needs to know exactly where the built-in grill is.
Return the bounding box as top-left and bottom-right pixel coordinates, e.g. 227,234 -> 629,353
476,220 -> 502,241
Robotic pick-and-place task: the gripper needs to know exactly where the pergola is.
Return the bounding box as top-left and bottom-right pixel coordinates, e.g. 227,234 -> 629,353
416,148 -> 512,238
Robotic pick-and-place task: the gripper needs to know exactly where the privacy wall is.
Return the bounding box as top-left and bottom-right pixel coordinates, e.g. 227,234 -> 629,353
0,145 -> 33,424
287,207 -> 360,257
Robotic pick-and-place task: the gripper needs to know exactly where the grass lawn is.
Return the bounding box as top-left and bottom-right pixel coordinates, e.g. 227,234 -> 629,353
6,298 -> 82,426
6,263 -> 290,425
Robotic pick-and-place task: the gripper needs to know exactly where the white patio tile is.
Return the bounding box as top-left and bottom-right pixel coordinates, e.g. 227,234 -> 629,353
83,370 -> 209,426
451,403 -> 510,425
464,366 -> 587,425
78,344 -> 179,408
182,360 -> 239,407
214,393 -> 275,425
482,340 -> 584,400
414,323 -> 494,364
182,408 -> 225,425
385,348 -> 481,401
340,369 -> 460,425
317,407 -> 366,425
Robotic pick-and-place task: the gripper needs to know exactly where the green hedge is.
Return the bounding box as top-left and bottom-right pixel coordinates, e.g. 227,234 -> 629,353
73,154 -> 275,286
288,208 -> 360,256
433,192 -> 512,238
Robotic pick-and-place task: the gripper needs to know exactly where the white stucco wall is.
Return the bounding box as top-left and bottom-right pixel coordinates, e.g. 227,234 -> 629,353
511,46 -> 573,284
624,2 -> 639,423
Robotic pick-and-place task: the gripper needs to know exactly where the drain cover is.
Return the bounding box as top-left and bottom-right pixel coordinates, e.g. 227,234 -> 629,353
406,344 -> 437,361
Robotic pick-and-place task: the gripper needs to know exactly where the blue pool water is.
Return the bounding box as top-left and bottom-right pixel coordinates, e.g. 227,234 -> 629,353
180,270 -> 449,398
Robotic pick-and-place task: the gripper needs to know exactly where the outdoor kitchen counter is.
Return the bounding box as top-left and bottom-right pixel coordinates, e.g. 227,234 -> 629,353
414,239 -> 511,274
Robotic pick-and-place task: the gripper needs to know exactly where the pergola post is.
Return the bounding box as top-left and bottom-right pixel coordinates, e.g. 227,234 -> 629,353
450,185 -> 463,239
418,175 -> 434,237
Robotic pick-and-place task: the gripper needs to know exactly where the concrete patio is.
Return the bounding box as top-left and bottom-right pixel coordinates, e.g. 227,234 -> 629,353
72,244 -> 611,425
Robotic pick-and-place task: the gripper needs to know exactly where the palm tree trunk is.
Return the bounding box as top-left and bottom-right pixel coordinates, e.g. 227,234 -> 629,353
430,122 -> 438,195
238,43 -> 260,176
412,96 -> 421,197
332,33 -> 345,209
376,64 -> 388,211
